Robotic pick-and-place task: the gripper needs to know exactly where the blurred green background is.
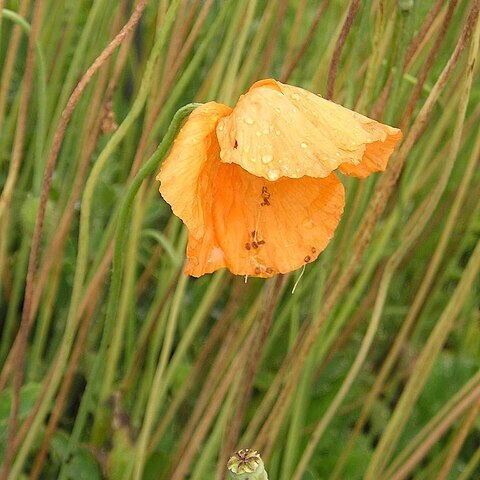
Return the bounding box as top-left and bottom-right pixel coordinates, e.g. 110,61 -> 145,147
0,0 -> 479,479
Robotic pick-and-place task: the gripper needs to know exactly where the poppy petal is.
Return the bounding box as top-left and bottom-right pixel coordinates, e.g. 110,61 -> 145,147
338,118 -> 403,177
185,232 -> 227,277
273,81 -> 402,178
216,85 -> 358,181
209,165 -> 345,277
157,102 -> 232,238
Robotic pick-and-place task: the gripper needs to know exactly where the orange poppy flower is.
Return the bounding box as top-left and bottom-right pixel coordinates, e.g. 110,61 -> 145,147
157,79 -> 402,278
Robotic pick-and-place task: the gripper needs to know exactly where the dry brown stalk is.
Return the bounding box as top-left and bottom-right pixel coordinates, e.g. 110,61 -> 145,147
404,0 -> 445,67
0,0 -> 149,390
0,3 -> 149,477
1,1 -> 45,476
130,0 -> 214,178
280,1 -> 331,82
221,276 -> 287,467
256,0 -> 289,78
326,0 -> 362,100
372,0 -> 449,121
147,277 -> 247,450
437,399 -> 480,480
400,0 -> 460,130
0,0 -> 32,130
28,254 -> 107,480
254,0 -> 479,457
389,383 -> 480,480
170,326 -> 259,480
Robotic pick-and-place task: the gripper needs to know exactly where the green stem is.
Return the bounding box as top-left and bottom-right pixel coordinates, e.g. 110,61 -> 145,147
0,9 -> 47,195
384,6 -> 414,123
58,103 -> 198,479
101,103 -> 199,398
130,272 -> 188,480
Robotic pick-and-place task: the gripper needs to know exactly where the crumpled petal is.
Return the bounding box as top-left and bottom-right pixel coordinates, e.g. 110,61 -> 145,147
216,79 -> 401,181
185,232 -> 226,277
208,165 -> 345,277
216,83 -> 359,181
273,80 -> 402,178
157,102 -> 232,238
338,115 -> 403,177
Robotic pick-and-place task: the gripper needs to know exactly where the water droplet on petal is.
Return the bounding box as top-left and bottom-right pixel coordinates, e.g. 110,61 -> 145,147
244,117 -> 254,125
301,142 -> 308,149
292,93 -> 300,101
303,219 -> 314,229
262,154 -> 273,164
208,247 -> 225,263
218,124 -> 224,131
275,130 -> 281,136
251,157 -> 257,163
267,170 -> 279,181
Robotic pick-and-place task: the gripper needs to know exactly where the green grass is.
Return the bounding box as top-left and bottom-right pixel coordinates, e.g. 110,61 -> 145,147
0,1 -> 479,479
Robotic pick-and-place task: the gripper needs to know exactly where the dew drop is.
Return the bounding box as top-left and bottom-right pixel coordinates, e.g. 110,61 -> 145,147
251,157 -> 257,163
209,247 -> 225,263
275,130 -> 281,136
303,219 -> 314,229
267,170 -> 279,181
218,124 -> 224,131
292,93 -> 300,101
301,142 -> 308,149
274,107 -> 281,113
244,117 -> 254,125
262,154 -> 273,164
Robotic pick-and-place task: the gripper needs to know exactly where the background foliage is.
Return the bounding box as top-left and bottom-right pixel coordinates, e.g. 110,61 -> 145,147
0,0 -> 479,479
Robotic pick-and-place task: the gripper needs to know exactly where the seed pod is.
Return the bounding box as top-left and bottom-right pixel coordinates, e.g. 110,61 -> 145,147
227,449 -> 269,480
